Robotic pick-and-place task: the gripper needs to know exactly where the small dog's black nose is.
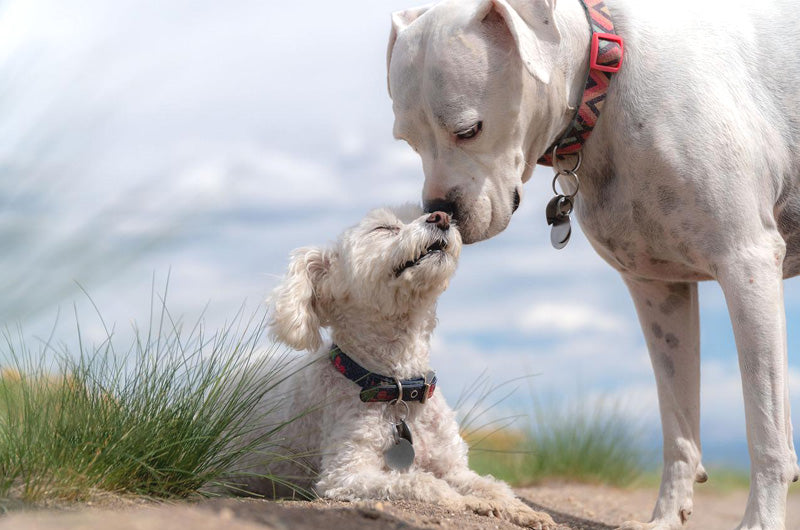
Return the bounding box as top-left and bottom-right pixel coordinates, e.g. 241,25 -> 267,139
426,211 -> 450,231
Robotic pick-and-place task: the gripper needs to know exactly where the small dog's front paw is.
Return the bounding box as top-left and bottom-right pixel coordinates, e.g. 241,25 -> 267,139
502,501 -> 558,529
459,494 -> 493,514
465,476 -> 516,502
462,496 -> 557,529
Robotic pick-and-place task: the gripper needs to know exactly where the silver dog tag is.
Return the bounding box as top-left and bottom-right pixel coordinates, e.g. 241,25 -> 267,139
550,218 -> 572,249
384,420 -> 415,471
546,195 -> 573,250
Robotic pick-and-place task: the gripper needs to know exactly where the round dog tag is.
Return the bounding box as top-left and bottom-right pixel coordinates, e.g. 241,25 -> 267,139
384,438 -> 415,471
550,218 -> 572,249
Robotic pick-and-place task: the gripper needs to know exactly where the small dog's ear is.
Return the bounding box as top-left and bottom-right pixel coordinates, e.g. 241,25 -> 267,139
269,247 -> 333,351
387,4 -> 433,96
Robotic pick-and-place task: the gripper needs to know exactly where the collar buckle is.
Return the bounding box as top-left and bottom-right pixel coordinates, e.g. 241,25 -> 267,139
420,382 -> 430,404
590,32 -> 624,73
420,370 -> 435,404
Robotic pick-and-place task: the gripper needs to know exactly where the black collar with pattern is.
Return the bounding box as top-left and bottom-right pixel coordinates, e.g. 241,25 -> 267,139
329,344 -> 437,403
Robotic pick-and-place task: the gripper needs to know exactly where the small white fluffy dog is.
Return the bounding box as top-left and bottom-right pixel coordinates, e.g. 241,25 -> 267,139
245,204 -> 556,529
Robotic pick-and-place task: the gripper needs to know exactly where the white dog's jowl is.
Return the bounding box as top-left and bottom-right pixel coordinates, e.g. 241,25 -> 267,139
387,0 -> 800,529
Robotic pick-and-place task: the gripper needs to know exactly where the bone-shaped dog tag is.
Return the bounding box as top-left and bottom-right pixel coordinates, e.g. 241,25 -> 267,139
384,420 -> 415,471
546,195 -> 573,250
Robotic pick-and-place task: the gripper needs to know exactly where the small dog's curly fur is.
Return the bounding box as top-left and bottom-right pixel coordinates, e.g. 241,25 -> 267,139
234,204 -> 556,529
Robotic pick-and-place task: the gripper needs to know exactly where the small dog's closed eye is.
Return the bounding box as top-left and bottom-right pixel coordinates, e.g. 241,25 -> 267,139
225,204 -> 556,529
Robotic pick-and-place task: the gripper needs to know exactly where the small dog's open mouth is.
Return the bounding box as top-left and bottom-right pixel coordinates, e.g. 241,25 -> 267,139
395,240 -> 447,277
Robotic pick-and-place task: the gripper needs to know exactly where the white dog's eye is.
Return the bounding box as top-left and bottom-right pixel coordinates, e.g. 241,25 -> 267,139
455,121 -> 482,140
373,225 -> 400,235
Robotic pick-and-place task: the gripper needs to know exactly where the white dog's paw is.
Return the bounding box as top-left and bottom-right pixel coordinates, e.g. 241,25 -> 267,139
462,496 -> 558,529
616,522 -> 654,530
616,520 -> 681,530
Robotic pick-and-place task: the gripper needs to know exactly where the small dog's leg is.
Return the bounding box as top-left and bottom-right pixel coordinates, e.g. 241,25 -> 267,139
443,468 -> 558,529
318,456 -> 558,528
318,468 -> 456,501
617,278 -> 704,530
315,445 -> 469,507
716,239 -> 798,530
419,404 -> 558,529
318,465 -> 480,512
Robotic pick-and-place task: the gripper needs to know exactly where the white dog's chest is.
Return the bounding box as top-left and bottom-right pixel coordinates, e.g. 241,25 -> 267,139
572,154 -> 800,281
572,174 -> 716,282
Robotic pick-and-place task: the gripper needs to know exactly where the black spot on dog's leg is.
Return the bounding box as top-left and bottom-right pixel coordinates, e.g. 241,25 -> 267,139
651,323 -> 663,338
660,352 -> 676,378
659,294 -> 682,315
665,333 -> 680,349
659,283 -> 690,315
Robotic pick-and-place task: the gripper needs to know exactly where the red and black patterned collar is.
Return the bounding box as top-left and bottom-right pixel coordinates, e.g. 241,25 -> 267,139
330,344 -> 437,403
538,0 -> 624,166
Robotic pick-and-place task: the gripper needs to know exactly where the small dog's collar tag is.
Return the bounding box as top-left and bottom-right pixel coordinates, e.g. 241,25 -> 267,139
383,398 -> 414,472
384,419 -> 415,471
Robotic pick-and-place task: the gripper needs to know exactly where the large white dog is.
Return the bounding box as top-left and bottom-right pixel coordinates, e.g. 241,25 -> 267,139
387,1 -> 800,529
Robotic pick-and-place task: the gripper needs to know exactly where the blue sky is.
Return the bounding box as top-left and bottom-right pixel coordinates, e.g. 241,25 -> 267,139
1,0 -> 798,468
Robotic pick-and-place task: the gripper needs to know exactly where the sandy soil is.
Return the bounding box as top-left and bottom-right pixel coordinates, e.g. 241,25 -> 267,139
518,482 -> 800,529
2,483 -> 799,530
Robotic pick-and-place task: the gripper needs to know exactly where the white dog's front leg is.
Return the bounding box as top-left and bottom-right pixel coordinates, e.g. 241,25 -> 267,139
619,278 -> 704,530
716,239 -> 798,530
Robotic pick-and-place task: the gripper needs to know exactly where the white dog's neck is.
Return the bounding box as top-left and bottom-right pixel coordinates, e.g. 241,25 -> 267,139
328,305 -> 438,379
525,0 -> 596,152
555,0 -> 594,116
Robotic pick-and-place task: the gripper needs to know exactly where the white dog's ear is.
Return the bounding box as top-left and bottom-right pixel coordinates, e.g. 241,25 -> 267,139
269,246 -> 334,352
481,0 -> 561,84
387,4 -> 433,95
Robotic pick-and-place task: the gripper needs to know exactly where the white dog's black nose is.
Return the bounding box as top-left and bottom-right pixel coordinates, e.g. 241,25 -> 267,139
426,211 -> 450,231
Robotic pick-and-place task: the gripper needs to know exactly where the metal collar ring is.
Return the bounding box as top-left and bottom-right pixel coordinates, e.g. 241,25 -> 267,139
552,170 -> 581,199
552,145 -> 582,173
385,397 -> 410,425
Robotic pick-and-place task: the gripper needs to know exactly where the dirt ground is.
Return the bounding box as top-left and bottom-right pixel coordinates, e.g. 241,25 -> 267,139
2,483 -> 799,530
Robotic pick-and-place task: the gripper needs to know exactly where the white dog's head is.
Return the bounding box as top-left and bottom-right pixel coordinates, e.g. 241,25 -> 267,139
269,204 -> 462,351
387,0 -> 570,243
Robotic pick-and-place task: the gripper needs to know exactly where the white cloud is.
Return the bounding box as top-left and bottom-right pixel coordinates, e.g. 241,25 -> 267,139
518,302 -> 630,335
172,147 -> 345,210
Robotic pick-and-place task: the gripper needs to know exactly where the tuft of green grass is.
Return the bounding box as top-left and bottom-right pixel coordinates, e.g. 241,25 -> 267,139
459,376 -> 649,487
0,290 -> 311,505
